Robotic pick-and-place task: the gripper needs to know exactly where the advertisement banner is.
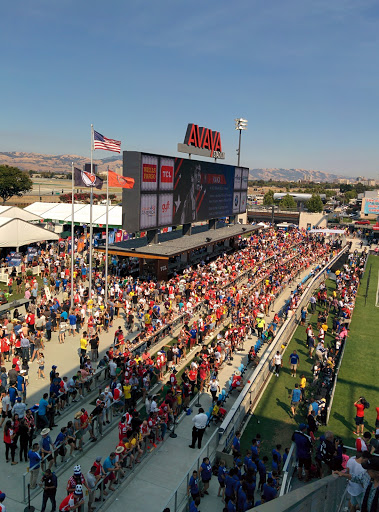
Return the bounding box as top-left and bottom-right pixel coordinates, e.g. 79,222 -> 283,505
159,157 -> 174,191
363,198 -> 379,215
234,167 -> 242,190
233,192 -> 241,214
140,194 -> 157,229
240,191 -> 247,213
158,193 -> 174,227
27,247 -> 38,262
241,169 -> 249,190
141,154 -> 158,191
7,252 -> 23,267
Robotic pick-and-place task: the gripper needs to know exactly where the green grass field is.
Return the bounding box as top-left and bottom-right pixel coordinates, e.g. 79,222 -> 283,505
240,254 -> 379,459
326,254 -> 379,445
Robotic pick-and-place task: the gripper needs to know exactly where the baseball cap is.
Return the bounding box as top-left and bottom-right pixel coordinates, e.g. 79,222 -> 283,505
299,423 -> 307,430
376,429 -> 379,436
95,456 -> 102,462
16,397 -> 21,402
52,365 -> 57,369
0,492 -> 5,501
361,457 -> 379,471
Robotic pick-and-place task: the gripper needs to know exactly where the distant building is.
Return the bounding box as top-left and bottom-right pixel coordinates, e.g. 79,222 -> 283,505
360,190 -> 379,219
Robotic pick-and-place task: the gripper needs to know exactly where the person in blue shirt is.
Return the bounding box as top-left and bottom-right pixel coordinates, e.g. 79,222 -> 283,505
188,470 -> 200,501
225,468 -> 237,504
189,496 -> 200,512
28,442 -> 42,489
53,427 -> 67,464
227,496 -> 237,511
258,456 -> 268,491
289,350 -> 300,377
271,454 -> 279,472
8,384 -> 18,406
232,431 -> 241,458
60,310 -> 68,321
237,482 -> 250,511
290,384 -> 302,417
200,457 -> 212,495
262,477 -> 277,502
37,393 -> 50,428
245,467 -> 256,503
272,444 -> 282,468
251,438 -> 259,457
292,424 -> 312,481
217,459 -> 227,500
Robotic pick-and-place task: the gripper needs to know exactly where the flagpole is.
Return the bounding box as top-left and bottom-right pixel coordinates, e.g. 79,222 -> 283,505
70,162 -> 75,309
104,168 -> 109,306
89,124 -> 94,303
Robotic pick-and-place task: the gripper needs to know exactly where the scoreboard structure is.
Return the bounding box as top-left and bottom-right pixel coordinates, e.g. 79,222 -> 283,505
122,151 -> 248,233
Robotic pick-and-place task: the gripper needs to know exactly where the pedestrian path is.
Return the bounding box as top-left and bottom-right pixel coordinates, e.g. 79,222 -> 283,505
2,261 -> 319,512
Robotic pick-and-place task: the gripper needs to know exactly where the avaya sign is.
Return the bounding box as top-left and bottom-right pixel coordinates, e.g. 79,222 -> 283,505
177,123 -> 225,159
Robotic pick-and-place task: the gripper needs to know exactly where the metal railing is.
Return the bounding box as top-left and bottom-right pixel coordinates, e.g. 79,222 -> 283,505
216,246 -> 349,454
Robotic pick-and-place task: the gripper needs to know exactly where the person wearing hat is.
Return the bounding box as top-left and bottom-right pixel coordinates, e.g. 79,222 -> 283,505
59,484 -> 84,512
39,428 -> 54,470
12,396 -> 26,419
67,465 -> 89,496
0,491 -> 6,512
334,456 -> 379,512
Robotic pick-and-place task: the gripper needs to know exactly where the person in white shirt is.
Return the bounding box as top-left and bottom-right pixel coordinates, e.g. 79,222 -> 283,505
189,408 -> 208,449
273,351 -> 282,377
346,452 -> 368,511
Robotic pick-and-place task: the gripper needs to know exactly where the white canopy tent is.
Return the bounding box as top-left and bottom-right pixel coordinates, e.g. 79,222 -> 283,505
23,202 -> 123,227
0,217 -> 59,249
0,205 -> 42,222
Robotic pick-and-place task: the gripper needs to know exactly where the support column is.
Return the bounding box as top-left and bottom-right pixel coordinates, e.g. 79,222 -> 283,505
208,218 -> 217,230
146,229 -> 158,244
182,223 -> 192,236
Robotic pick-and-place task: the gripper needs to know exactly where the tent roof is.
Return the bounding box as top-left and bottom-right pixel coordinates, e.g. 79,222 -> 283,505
0,205 -> 42,222
23,202 -> 123,227
0,218 -> 59,248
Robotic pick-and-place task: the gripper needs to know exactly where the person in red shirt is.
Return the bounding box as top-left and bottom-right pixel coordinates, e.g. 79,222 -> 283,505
59,485 -> 84,511
354,397 -> 366,436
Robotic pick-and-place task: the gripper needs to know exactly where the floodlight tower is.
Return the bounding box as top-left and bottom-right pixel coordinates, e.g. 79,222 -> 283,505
235,118 -> 248,166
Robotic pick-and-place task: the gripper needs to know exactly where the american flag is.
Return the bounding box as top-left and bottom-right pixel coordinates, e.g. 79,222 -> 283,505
93,130 -> 121,153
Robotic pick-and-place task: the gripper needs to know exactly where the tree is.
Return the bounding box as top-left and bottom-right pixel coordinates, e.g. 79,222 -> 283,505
263,189 -> 275,206
345,190 -> 357,202
0,165 -> 33,204
306,194 -> 323,213
280,194 -> 296,209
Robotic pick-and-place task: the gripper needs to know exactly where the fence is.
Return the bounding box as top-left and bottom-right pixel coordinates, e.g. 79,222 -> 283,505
325,250 -> 369,424
216,246 -> 349,455
256,474 -> 348,512
162,246 -> 349,512
0,265 -> 41,283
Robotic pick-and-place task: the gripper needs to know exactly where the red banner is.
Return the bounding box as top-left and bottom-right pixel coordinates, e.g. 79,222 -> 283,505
142,164 -> 157,182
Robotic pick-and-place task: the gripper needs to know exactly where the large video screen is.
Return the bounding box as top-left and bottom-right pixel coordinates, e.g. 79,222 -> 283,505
122,151 -> 248,233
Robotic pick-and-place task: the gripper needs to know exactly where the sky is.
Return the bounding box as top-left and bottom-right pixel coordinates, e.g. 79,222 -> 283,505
1,0 -> 379,177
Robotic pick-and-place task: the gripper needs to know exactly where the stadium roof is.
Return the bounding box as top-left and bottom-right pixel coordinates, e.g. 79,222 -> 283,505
0,218 -> 59,248
100,223 -> 260,260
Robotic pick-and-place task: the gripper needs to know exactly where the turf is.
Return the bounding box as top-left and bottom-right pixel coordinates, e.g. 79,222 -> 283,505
240,255 -> 379,459
326,254 -> 379,446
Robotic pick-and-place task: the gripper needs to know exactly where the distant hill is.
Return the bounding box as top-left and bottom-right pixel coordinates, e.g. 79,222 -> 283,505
249,168 -> 347,182
0,152 -> 347,182
0,152 -> 122,174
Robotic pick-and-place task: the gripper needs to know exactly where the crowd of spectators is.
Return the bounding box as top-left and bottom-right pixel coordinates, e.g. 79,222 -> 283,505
0,227 -> 347,511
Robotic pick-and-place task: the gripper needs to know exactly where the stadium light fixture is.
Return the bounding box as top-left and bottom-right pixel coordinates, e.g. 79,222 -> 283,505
235,118 -> 248,166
